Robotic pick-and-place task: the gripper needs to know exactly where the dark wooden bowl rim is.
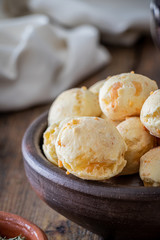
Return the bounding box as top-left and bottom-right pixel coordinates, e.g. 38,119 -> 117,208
22,111 -> 160,201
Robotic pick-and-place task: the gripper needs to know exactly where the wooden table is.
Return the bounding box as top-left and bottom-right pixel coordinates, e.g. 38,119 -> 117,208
0,36 -> 160,240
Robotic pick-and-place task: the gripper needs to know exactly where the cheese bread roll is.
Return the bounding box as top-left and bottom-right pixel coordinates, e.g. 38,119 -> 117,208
140,147 -> 160,187
99,73 -> 158,121
55,117 -> 127,180
89,80 -> 106,96
48,87 -> 101,125
100,113 -> 121,127
43,118 -> 73,166
140,90 -> 160,138
117,117 -> 156,175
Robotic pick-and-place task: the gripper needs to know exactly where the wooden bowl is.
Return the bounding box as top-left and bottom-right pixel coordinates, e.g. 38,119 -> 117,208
22,112 -> 160,240
0,211 -> 48,240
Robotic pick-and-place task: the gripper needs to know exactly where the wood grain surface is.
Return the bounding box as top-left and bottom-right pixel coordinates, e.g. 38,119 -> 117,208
0,36 -> 160,240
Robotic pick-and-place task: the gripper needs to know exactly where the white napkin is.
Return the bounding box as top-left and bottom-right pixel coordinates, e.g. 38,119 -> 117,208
0,0 -> 151,111
29,0 -> 151,45
0,14 -> 109,111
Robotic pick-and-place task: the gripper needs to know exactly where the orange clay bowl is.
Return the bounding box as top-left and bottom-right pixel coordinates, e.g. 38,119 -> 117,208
0,211 -> 47,240
22,112 -> 160,240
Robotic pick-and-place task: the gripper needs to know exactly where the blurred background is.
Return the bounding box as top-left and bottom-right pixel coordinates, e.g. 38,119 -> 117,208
0,0 -> 156,111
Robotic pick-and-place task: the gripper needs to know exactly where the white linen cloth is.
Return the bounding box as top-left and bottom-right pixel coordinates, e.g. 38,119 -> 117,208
0,0 -> 150,111
29,0 -> 151,46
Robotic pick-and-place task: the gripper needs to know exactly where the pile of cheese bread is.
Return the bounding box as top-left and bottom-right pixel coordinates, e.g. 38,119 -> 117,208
43,72 -> 160,187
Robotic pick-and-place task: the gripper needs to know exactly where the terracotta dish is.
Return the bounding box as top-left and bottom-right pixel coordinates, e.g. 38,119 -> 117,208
22,112 -> 160,240
0,211 -> 47,240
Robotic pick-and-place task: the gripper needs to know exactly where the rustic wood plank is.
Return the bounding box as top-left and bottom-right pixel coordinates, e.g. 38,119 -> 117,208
135,37 -> 160,87
0,36 -> 159,240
